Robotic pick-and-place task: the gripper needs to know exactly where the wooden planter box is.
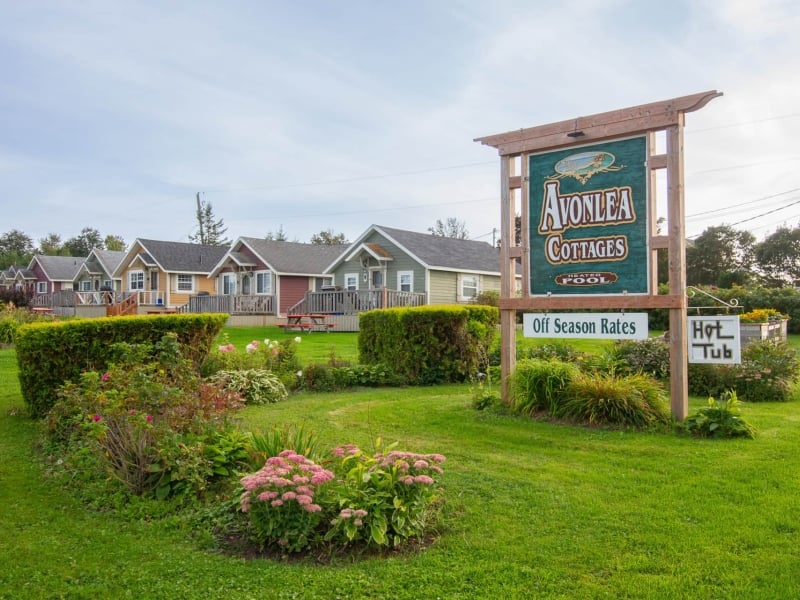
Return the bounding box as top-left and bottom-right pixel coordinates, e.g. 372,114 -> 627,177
739,319 -> 788,346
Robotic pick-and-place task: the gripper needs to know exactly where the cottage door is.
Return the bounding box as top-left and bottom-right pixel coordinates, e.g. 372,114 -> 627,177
370,269 -> 383,289
241,274 -> 251,295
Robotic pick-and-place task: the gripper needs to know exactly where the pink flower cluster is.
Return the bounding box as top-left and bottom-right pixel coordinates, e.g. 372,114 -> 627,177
240,450 -> 334,514
218,343 -> 235,353
378,450 -> 446,479
245,340 -> 260,353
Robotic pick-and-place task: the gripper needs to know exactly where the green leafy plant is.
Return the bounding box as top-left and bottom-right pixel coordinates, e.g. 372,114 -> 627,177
323,443 -> 446,549
238,442 -> 447,554
683,391 -> 756,439
244,424 -> 322,470
470,372 -> 499,410
44,335 -> 245,501
511,358 -> 579,416
207,369 -> 288,405
560,372 -> 671,428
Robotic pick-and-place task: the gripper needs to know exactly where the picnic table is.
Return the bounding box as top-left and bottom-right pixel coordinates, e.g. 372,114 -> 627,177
277,313 -> 335,333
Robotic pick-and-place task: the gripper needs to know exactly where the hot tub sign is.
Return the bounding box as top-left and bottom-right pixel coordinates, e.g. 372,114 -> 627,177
529,136 -> 648,295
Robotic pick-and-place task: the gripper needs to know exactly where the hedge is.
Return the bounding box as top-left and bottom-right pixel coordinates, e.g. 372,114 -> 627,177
358,305 -> 498,385
15,313 -> 228,418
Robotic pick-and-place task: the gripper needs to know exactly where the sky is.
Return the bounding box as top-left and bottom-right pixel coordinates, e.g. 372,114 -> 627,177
1,0 -> 799,249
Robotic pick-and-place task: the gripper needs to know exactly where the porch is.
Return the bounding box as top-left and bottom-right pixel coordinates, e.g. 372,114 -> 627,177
288,289 -> 427,315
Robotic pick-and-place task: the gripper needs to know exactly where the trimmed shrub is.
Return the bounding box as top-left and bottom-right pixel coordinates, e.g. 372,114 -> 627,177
609,338 -> 671,379
560,372 -> 670,428
511,358 -> 580,417
16,313 -> 228,417
359,305 -> 498,385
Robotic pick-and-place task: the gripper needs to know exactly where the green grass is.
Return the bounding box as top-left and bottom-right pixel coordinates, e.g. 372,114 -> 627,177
2,332 -> 800,598
218,325 -> 360,364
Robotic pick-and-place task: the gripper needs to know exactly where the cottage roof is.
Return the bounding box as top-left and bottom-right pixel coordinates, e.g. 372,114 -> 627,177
30,255 -> 85,281
127,239 -> 229,274
210,237 -> 346,277
333,225 -> 503,274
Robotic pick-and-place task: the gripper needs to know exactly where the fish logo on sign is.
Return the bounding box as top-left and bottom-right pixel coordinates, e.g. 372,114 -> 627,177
549,151 -> 624,185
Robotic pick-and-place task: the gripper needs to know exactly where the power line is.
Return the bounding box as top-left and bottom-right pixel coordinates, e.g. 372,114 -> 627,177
687,187 -> 800,218
202,161 -> 496,193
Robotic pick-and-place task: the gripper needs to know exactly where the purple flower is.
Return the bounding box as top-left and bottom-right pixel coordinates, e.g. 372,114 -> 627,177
91,414 -> 102,422
100,372 -> 110,382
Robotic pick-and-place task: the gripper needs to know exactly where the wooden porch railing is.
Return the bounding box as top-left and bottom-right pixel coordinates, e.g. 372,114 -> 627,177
106,293 -> 138,317
184,294 -> 275,315
290,289 -> 427,315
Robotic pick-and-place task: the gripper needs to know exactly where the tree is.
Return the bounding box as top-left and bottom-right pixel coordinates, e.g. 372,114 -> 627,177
64,227 -> 104,257
429,218 -> 469,240
310,229 -> 349,245
0,229 -> 35,269
754,225 -> 800,286
189,193 -> 229,246
265,226 -> 290,241
38,233 -> 68,256
686,225 -> 755,287
104,235 -> 126,252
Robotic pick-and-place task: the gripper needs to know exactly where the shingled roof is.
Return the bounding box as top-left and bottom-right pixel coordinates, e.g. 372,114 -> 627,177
132,239 -> 229,273
346,225 -> 502,273
30,255 -> 85,281
211,237 -> 346,276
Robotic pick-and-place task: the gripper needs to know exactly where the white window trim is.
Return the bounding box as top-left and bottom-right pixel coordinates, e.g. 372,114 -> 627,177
397,270 -> 413,292
129,271 -> 145,291
255,270 -> 272,295
176,274 -> 194,292
220,273 -> 237,295
36,281 -> 47,294
460,274 -> 479,300
344,272 -> 359,291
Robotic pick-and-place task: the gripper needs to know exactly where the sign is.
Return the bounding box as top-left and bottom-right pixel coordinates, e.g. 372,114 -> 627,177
688,316 -> 741,364
528,136 -> 648,295
523,312 -> 648,340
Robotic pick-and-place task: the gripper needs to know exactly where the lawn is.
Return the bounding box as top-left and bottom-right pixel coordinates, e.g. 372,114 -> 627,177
1,330 -> 799,598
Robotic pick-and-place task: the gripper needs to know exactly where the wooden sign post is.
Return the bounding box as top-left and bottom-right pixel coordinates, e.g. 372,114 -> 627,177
475,91 -> 721,420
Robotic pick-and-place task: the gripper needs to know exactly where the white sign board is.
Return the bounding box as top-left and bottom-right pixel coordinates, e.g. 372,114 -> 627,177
523,312 -> 648,340
688,316 -> 741,364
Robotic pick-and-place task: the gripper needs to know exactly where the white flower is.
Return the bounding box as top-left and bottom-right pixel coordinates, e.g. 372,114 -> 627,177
294,336 -> 302,344
263,338 -> 270,345
296,370 -> 303,378
246,343 -> 257,353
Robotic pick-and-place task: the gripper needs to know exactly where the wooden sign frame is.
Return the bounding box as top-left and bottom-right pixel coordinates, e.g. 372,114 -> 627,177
475,90 -> 722,420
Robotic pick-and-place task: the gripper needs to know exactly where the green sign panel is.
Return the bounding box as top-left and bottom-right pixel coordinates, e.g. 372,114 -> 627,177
528,136 -> 648,295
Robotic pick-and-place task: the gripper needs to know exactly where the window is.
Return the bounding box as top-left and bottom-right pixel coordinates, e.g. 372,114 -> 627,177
80,280 -> 92,292
103,280 -> 112,290
36,281 -> 47,294
461,275 -> 479,299
129,271 -> 145,291
221,273 -> 236,295
256,271 -> 272,294
398,271 -> 413,292
344,273 -> 358,291
177,274 -> 193,292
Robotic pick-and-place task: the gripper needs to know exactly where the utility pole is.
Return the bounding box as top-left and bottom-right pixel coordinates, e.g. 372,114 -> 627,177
195,192 -> 205,245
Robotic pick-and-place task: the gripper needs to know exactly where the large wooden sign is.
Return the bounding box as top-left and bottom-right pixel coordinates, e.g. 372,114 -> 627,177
475,91 -> 722,420
530,136 -> 648,295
